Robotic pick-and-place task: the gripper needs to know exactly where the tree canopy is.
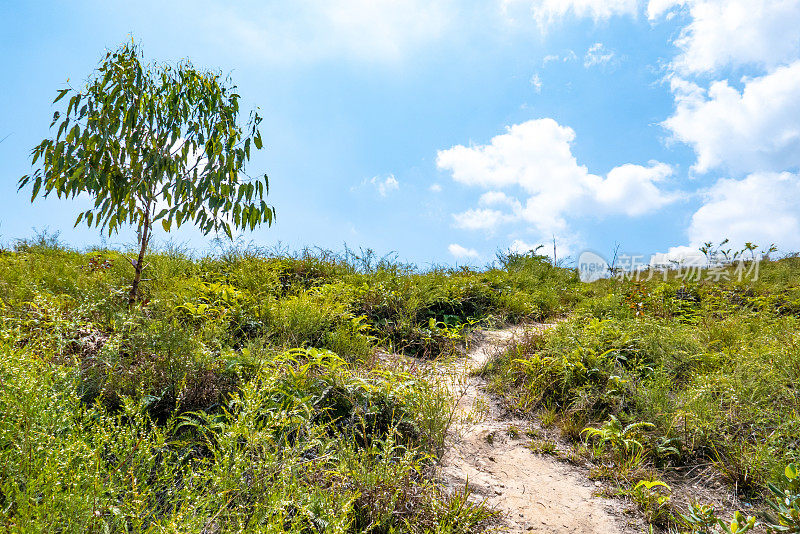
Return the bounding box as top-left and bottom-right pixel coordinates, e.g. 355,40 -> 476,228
19,40 -> 275,304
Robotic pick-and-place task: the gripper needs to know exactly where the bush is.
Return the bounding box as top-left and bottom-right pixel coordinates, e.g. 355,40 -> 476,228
0,239 -> 579,531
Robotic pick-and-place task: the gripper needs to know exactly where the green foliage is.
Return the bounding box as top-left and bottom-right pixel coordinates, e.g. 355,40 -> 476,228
19,40 -> 274,304
0,339 -> 485,531
480,256 -> 800,528
582,415 -> 655,465
3,240 -> 573,531
20,40 -> 273,238
680,504 -> 757,533
16,232 -> 800,529
764,463 -> 800,533
678,463 -> 800,533
628,479 -> 672,527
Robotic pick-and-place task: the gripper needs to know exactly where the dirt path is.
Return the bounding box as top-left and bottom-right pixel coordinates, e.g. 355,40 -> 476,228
438,326 -> 635,533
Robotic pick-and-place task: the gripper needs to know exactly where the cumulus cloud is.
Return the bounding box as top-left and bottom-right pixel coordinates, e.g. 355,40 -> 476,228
687,172 -> 800,250
648,0 -> 800,75
452,208 -> 513,231
650,0 -> 800,257
648,1 -> 800,178
652,0 -> 800,175
655,172 -> 800,262
597,163 -> 678,215
584,43 -> 616,68
664,61 -> 800,174
437,119 -> 678,241
448,243 -> 480,259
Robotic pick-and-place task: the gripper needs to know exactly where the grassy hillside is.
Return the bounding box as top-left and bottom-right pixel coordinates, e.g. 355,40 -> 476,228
3,234 -> 800,532
481,253 -> 800,530
0,235 -> 574,532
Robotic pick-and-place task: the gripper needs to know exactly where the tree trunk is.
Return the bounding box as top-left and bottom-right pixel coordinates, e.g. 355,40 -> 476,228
128,211 -> 151,307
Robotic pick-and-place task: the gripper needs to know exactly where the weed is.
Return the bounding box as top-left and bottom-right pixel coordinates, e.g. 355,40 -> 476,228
626,479 -> 672,527
528,438 -> 558,455
582,415 -> 655,467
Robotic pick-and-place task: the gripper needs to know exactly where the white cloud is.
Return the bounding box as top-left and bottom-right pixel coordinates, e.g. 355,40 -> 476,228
507,0 -> 639,26
437,119 -> 678,240
584,42 -> 616,68
664,61 -> 800,174
597,163 -> 678,215
687,172 -> 800,250
542,54 -> 561,65
354,174 -> 400,197
479,191 -> 523,209
541,51 -> 578,67
373,174 -> 399,197
530,72 -> 542,92
509,235 -> 581,260
452,208 -> 512,231
650,1 -> 800,259
202,0 -> 455,64
437,119 -> 582,193
655,172 -> 800,262
649,0 -> 800,75
429,183 -> 443,192
650,245 -> 706,266
448,243 -> 480,259
646,0 -> 681,20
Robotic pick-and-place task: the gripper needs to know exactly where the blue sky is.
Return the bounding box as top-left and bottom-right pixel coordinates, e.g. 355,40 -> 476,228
2,0 -> 800,266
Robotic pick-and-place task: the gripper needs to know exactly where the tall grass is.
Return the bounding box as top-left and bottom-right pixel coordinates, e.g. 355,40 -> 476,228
481,260 -> 800,528
1,240 -> 567,531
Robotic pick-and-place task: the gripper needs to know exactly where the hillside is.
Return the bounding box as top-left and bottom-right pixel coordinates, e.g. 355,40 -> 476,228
2,236 -> 800,532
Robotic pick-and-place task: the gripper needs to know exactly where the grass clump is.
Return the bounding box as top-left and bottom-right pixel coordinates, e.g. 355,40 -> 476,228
3,239 -> 571,531
481,257 -> 800,529
1,339 -> 497,531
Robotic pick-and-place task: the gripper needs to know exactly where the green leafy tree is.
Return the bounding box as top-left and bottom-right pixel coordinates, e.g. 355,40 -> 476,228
19,41 -> 275,305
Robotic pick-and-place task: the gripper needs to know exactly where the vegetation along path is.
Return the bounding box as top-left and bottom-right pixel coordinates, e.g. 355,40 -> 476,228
438,325 -> 634,533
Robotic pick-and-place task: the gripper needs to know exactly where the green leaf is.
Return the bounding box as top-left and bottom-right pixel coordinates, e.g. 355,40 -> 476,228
22,40 -> 274,303
53,88 -> 70,104
30,177 -> 42,201
786,463 -> 798,480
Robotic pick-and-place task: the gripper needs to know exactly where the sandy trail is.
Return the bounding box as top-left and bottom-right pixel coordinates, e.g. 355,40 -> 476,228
438,326 -> 632,533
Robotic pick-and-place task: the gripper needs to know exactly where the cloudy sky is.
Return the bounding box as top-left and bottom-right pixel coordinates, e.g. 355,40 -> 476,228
2,1 -> 799,265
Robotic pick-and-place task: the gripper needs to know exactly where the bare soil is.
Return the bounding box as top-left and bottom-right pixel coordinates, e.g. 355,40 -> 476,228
437,325 -> 644,533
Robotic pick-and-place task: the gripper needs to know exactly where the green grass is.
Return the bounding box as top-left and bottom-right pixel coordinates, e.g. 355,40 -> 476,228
481,259 -> 800,529
0,237 -> 567,532
8,234 -> 799,531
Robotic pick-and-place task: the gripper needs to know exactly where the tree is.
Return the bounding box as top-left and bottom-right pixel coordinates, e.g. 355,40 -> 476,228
19,41 -> 275,306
